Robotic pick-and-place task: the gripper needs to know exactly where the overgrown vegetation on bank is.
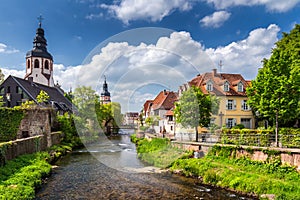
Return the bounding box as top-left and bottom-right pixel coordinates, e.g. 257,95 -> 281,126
132,135 -> 300,200
0,112 -> 82,199
0,108 -> 24,142
130,134 -> 192,168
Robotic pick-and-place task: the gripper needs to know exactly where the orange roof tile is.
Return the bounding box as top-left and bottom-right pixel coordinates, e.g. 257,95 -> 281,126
189,69 -> 249,96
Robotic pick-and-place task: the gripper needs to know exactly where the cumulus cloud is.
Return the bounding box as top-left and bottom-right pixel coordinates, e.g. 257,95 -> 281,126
0,43 -> 19,54
200,11 -> 231,28
204,0 -> 300,12
2,25 -> 280,112
100,0 -> 192,24
205,24 -> 280,79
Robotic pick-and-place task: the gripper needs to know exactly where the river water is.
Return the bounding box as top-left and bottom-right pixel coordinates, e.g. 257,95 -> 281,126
35,134 -> 257,200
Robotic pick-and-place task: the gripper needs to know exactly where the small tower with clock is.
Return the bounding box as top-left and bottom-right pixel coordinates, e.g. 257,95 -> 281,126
24,16 -> 54,87
100,76 -> 111,104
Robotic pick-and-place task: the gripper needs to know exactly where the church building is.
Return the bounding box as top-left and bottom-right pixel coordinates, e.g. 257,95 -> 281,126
0,17 -> 73,112
100,76 -> 111,104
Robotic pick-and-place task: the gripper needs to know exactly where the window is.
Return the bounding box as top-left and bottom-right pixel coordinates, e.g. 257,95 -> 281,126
241,100 -> 250,111
238,82 -> 243,92
224,82 -> 229,92
207,81 -> 213,91
27,59 -> 30,69
226,118 -> 236,128
226,99 -> 236,110
170,126 -> 173,131
241,118 -> 251,129
45,60 -> 49,70
34,59 -> 39,68
7,86 -> 10,93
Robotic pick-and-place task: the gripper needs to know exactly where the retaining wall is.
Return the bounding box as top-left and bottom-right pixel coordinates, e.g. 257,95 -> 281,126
3,131 -> 63,161
171,141 -> 300,171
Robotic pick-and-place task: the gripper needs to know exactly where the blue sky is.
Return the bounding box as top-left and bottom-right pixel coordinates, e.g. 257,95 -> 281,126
1,0 -> 300,112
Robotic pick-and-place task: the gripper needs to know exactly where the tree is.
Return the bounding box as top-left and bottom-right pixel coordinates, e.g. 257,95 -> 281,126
247,24 -> 300,146
73,86 -> 98,119
174,86 -> 212,142
36,90 -> 50,104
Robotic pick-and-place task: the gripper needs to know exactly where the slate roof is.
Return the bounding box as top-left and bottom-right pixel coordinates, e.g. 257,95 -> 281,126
9,75 -> 73,111
189,69 -> 250,96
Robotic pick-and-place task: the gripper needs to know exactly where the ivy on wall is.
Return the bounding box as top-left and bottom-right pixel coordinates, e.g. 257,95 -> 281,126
0,108 -> 24,142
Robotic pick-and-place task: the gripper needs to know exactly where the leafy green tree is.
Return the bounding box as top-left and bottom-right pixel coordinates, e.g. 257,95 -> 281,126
247,24 -> 300,146
0,96 -> 3,107
174,86 -> 212,142
73,86 -> 98,119
36,90 -> 50,104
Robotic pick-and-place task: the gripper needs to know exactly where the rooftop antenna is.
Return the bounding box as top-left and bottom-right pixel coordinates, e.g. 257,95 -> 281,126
218,60 -> 223,72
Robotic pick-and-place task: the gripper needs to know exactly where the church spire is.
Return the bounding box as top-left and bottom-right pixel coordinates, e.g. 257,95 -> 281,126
100,76 -> 111,104
24,16 -> 54,87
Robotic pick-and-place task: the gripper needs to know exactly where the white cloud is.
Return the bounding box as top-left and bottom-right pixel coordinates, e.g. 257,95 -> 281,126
200,11 -> 231,28
1,25 -> 280,112
100,0 -> 192,24
0,43 -> 19,54
205,24 -> 280,79
204,0 -> 300,12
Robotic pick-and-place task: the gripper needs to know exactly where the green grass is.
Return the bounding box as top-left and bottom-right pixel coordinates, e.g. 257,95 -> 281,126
131,136 -> 300,199
0,142 -> 76,199
131,134 -> 192,168
169,147 -> 300,200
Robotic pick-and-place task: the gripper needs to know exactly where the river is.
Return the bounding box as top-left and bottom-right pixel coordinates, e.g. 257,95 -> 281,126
35,134 -> 257,200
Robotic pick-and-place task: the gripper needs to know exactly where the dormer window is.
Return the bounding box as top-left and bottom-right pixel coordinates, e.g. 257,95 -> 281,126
238,82 -> 243,92
206,80 -> 213,91
224,81 -> 229,92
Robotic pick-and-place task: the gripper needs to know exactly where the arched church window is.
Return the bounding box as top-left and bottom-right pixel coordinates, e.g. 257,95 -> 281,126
27,59 -> 31,69
45,60 -> 49,70
34,59 -> 39,68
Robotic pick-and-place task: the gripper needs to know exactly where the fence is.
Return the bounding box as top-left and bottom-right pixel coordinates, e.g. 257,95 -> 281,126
199,133 -> 300,148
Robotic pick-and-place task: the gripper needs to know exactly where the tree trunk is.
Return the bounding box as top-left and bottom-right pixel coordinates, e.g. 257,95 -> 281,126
275,110 -> 278,147
195,126 -> 199,142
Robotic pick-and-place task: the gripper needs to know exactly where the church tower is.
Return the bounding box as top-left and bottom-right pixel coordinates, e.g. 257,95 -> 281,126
24,16 -> 54,87
100,76 -> 111,104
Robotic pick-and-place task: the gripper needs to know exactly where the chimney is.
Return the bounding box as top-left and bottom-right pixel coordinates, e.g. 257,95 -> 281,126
28,77 -> 33,84
163,89 -> 167,95
212,69 -> 217,76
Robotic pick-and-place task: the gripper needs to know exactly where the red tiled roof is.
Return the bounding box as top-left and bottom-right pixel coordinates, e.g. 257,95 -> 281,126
165,110 -> 174,116
143,100 -> 153,116
151,90 -> 178,111
189,69 -> 249,96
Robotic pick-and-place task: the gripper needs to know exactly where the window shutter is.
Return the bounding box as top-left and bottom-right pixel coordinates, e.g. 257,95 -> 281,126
233,100 -> 236,110
241,100 -> 244,110
233,118 -> 237,126
226,100 -> 228,109
225,118 -> 228,127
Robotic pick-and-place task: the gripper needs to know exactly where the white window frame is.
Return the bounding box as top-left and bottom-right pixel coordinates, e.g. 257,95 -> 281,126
226,99 -> 236,110
225,118 -> 236,128
241,100 -> 250,111
224,81 -> 230,92
206,80 -> 213,91
238,82 -> 243,92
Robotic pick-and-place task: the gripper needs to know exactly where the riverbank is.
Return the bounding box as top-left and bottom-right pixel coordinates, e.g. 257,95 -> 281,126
131,134 -> 300,200
0,141 -> 81,199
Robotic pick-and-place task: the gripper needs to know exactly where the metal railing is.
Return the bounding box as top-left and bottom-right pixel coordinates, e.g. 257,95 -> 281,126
198,133 -> 300,148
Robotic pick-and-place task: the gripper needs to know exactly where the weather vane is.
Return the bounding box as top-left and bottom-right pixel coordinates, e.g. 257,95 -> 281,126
37,14 -> 44,28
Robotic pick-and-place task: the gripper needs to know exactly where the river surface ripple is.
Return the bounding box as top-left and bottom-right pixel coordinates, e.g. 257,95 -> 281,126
35,134 -> 257,200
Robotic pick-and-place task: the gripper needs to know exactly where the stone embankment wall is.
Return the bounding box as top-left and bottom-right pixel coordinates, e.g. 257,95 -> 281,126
171,141 -> 300,171
4,131 -> 63,161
